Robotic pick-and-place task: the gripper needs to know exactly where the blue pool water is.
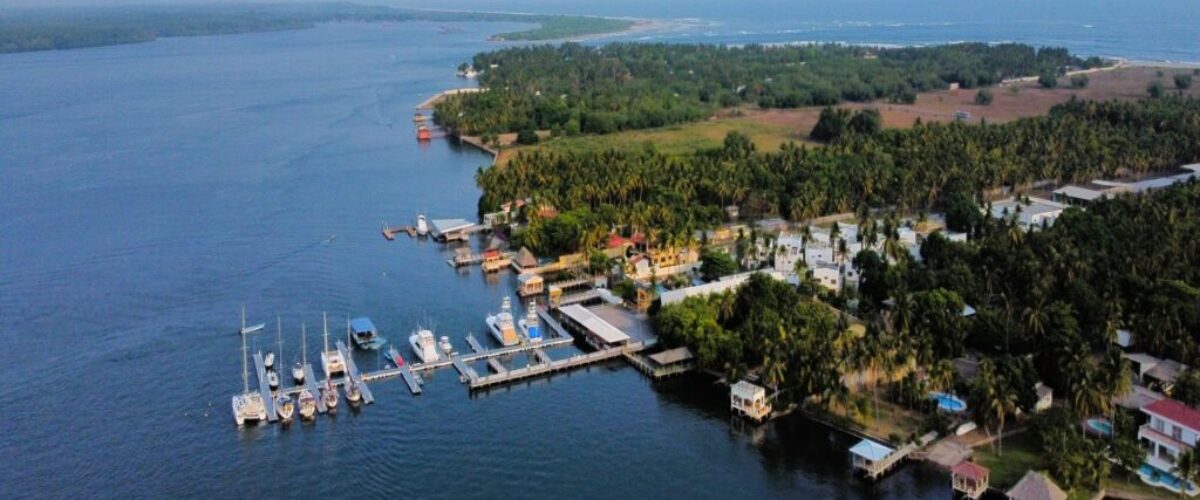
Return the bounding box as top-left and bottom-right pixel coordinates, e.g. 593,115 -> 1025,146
929,392 -> 967,412
1085,418 -> 1113,437
1140,463 -> 1189,492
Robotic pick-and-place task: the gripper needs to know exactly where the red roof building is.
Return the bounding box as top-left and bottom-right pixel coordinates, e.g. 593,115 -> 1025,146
950,461 -> 989,499
1144,398 -> 1200,433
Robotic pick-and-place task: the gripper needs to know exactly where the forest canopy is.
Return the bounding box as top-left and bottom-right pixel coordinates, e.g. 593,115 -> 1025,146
436,42 -> 1105,135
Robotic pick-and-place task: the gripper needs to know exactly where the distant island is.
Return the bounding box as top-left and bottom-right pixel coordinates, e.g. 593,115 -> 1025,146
0,3 -> 639,54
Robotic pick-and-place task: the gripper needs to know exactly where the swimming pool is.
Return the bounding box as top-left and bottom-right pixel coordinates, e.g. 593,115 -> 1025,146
1139,463 -> 1194,494
929,392 -> 967,412
1085,418 -> 1113,437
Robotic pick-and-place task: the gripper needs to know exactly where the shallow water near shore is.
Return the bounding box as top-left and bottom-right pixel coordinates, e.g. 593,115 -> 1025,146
0,22 -> 950,498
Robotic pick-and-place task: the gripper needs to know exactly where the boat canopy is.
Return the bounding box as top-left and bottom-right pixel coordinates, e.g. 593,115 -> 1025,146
350,317 -> 376,334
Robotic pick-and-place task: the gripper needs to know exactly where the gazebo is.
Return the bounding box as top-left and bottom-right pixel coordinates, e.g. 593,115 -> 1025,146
950,460 -> 989,499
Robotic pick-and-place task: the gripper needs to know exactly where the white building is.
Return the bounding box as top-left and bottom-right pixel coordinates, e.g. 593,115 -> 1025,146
731,380 -> 772,422
1139,398 -> 1200,495
659,271 -> 785,306
989,197 -> 1066,230
774,235 -> 805,274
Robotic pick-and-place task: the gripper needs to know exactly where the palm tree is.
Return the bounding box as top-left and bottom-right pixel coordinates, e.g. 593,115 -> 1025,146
987,381 -> 1019,455
1174,449 -> 1200,497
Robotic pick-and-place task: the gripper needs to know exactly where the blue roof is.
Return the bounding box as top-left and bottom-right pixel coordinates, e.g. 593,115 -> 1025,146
849,439 -> 894,462
349,317 -> 376,334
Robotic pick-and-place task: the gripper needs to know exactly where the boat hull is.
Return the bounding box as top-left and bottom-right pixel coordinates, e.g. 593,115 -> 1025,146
409,335 -> 439,364
487,316 -> 519,347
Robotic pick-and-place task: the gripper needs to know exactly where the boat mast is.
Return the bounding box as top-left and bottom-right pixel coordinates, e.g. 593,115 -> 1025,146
277,316 -> 284,364
241,320 -> 249,395
323,311 -> 329,353
346,315 -> 351,347
301,323 -> 307,366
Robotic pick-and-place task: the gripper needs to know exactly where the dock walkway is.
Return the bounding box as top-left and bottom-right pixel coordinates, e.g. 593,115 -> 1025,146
253,352 -> 278,423
337,341 -> 374,404
555,289 -> 602,308
469,342 -> 647,390
302,364 -> 328,413
466,334 -> 485,353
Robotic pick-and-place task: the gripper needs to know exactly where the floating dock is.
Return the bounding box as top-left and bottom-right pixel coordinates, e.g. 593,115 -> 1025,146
466,334 -> 485,353
252,352 -> 278,423
302,364 -> 328,413
469,342 -> 645,390
337,341 -> 374,405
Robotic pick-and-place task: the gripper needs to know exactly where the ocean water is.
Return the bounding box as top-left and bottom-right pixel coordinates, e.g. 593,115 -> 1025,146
0,22 -> 947,498
398,0 -> 1200,63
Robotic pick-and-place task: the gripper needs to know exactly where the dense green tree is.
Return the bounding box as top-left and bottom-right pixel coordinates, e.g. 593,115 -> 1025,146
974,88 -> 994,105
847,108 -> 883,136
1070,74 -> 1089,88
1148,80 -> 1165,98
700,248 -> 738,282
515,128 -> 540,145
809,107 -> 851,141
1038,71 -> 1058,88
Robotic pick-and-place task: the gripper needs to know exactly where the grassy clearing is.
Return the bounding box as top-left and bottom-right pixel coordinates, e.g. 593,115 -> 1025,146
496,116 -> 805,165
973,431 -> 1047,489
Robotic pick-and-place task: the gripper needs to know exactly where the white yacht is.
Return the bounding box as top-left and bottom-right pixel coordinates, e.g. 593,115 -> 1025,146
267,369 -> 279,390
518,300 -> 543,343
345,381 -> 362,404
486,297 -> 520,347
323,380 -> 338,410
415,213 -> 429,236
232,322 -> 267,426
409,328 -> 439,363
320,313 -> 345,380
292,361 -> 305,384
263,351 -> 275,370
438,336 -> 454,356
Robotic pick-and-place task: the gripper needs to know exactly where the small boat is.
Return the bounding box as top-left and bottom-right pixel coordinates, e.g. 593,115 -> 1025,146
275,394 -> 295,421
486,297 -> 520,347
438,336 -> 454,356
415,214 -> 429,236
323,380 -> 338,409
345,382 -> 362,404
297,389 -> 317,419
237,307 -> 265,336
349,317 -> 387,350
518,300 -> 543,343
409,328 -> 439,364
264,351 -> 275,370
386,346 -> 405,367
292,361 -> 305,384
416,124 -> 432,141
295,323 -> 310,384
267,370 -> 280,390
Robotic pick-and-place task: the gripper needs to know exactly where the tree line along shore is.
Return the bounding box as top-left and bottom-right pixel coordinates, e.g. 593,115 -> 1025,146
0,3 -> 637,54
448,39 -> 1200,497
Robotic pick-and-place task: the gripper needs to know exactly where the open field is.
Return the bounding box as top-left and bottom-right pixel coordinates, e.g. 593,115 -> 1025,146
490,66 -> 1199,165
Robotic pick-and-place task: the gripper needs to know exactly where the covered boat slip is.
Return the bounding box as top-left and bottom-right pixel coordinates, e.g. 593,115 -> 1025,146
850,438 -> 917,479
428,218 -> 484,242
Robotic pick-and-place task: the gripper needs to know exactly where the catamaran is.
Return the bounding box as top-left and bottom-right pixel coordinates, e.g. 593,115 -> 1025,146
232,320 -> 267,426
320,312 -> 345,380
518,300 -> 543,343
349,317 -> 387,350
486,297 -> 520,347
409,328 -> 439,363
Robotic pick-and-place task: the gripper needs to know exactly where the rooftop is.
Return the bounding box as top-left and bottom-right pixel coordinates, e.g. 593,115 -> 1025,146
1007,470 -> 1067,500
849,439 -> 894,462
349,317 -> 376,334
648,347 -> 694,366
559,304 -> 630,345
950,460 -> 989,481
1143,398 -> 1200,433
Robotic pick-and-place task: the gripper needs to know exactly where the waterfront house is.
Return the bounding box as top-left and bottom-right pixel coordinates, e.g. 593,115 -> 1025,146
849,439 -> 896,479
950,461 -> 989,499
730,380 -> 771,422
513,247 -> 539,272
480,248 -> 510,273
1138,398 -> 1200,487
517,272 -> 544,297
558,304 -> 630,349
1006,470 -> 1066,500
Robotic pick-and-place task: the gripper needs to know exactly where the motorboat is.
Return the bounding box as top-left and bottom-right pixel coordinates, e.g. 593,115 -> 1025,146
518,300 -> 543,343
485,297 -> 520,346
267,370 -> 280,390
438,336 -> 454,356
409,328 -> 439,363
416,213 -> 429,236
275,394 -> 295,421
386,345 -> 405,368
297,389 -> 317,419
292,361 -> 305,384
264,351 -> 275,370
349,317 -> 387,350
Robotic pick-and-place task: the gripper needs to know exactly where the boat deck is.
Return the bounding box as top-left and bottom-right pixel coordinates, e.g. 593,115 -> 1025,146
252,351 -> 279,423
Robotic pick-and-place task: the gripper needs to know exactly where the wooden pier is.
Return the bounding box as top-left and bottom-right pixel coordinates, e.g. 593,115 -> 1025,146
397,365 -> 422,395
486,357 -> 507,375
252,352 -> 279,423
555,289 -> 602,308
468,342 -> 647,390
381,222 -> 417,240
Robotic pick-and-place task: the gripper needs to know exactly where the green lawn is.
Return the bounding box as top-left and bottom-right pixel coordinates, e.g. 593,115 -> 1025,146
974,431 -> 1047,489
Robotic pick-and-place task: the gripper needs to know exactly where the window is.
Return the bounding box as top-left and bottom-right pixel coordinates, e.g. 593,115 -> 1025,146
1155,418 -> 1165,432
1173,425 -> 1183,441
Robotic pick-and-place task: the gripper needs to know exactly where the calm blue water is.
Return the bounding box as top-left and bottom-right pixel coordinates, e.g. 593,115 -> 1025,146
0,22 -> 947,498
399,0 -> 1200,63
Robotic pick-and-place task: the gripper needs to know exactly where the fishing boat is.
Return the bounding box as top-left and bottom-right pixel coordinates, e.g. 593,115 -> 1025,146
438,336 -> 454,356
518,300 -> 543,343
345,381 -> 362,404
323,379 -> 338,409
232,322 -> 267,426
320,313 -> 345,380
386,345 -> 405,367
415,213 -> 429,236
409,328 -> 439,363
349,317 -> 387,350
267,369 -> 279,390
275,393 -> 295,421
485,297 -> 520,347
297,389 -> 316,420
